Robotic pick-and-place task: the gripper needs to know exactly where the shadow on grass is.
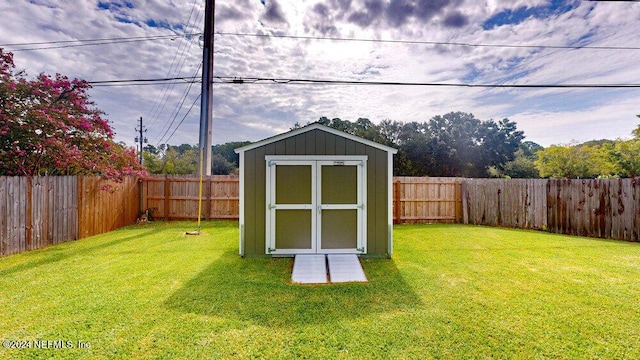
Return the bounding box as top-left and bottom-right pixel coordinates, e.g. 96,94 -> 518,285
0,227 -> 163,277
165,251 -> 422,327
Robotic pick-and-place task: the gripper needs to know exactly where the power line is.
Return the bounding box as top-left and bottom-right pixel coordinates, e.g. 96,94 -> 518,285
90,80 -> 199,87
88,76 -> 199,86
153,62 -> 202,146
6,29 -> 636,53
1,33 -> 202,52
161,93 -> 202,147
216,31 -> 640,51
214,76 -> 640,88
146,0 -> 203,132
85,75 -> 640,88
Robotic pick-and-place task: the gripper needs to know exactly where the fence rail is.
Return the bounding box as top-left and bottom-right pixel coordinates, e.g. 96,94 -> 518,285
2,175 -> 639,257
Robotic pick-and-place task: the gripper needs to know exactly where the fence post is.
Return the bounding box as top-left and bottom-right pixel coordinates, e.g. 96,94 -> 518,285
206,177 -> 212,220
138,180 -> 144,218
164,175 -> 170,220
461,180 -> 468,224
393,179 -> 401,224
77,176 -> 84,239
455,179 -> 462,223
25,177 -> 32,250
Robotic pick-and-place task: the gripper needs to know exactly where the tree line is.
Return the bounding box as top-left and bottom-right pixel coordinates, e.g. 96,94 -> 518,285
143,114 -> 640,179
142,142 -> 249,175
309,115 -> 640,178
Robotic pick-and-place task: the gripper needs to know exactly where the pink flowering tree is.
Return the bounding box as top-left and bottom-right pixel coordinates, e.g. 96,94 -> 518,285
0,48 -> 145,180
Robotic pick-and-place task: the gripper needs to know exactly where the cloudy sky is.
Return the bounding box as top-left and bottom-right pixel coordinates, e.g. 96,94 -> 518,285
1,0 -> 639,148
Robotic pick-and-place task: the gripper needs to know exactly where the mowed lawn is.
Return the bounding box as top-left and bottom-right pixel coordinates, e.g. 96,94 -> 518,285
1,221 -> 639,359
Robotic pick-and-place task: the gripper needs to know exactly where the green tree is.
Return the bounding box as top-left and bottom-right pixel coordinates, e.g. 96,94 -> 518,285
476,118 -> 526,176
610,139 -> 640,177
422,112 -> 524,177
316,117 -> 386,143
519,141 -> 544,158
143,145 -> 198,174
144,142 -> 248,175
491,141 -> 543,178
143,144 -> 159,155
367,119 -> 407,174
211,153 -> 236,175
295,114 -> 525,177
142,151 -> 162,173
535,145 -> 607,179
212,141 -> 251,168
397,122 -> 435,176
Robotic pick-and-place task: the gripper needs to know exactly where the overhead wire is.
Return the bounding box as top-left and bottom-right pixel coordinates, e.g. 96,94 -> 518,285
11,24 -> 638,144
146,0 -> 202,132
214,76 -> 640,88
2,33 -> 201,52
165,30 -> 640,144
88,76 -> 199,86
4,29 -> 637,53
151,33 -> 203,144
153,62 -> 202,146
149,2 -> 204,146
163,93 -> 202,146
0,33 -> 200,47
86,76 -> 640,88
215,31 -> 640,51
90,80 -> 198,87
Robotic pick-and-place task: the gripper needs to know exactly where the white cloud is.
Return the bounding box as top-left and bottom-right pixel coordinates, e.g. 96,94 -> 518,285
1,0 -> 639,149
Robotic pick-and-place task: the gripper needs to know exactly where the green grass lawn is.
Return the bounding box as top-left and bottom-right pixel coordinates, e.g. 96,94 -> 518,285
1,221 -> 639,359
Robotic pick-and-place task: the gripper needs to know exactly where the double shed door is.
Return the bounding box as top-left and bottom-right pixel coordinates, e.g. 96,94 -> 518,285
266,157 -> 367,255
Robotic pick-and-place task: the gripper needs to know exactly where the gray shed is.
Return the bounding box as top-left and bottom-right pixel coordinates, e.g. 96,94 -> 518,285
234,123 -> 397,257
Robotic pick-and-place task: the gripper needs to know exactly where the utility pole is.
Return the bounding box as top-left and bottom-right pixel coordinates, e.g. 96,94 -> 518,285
198,0 -> 214,176
135,117 -> 147,165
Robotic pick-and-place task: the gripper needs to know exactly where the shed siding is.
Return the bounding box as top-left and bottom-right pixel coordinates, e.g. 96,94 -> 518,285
243,128 -> 390,256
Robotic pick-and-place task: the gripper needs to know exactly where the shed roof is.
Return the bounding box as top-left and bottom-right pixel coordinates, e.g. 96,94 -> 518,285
234,123 -> 398,154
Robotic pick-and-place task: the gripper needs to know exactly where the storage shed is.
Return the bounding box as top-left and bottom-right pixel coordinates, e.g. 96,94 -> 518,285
234,123 -> 397,257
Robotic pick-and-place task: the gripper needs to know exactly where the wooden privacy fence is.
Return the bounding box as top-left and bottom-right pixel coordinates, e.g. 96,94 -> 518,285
142,175 -> 239,220
144,176 -> 463,223
546,179 -> 639,240
462,179 -> 548,229
393,177 -> 463,223
3,175 -> 639,257
141,176 -> 640,242
463,178 -> 640,242
0,176 -> 139,257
